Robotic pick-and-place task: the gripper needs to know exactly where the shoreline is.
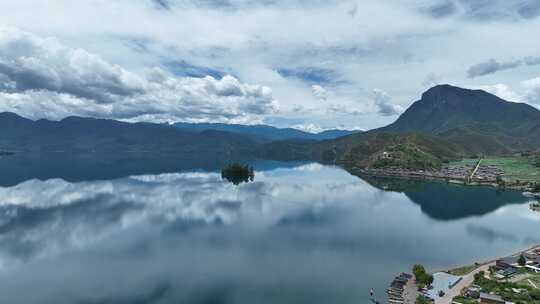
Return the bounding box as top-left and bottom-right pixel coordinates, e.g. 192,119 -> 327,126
441,243 -> 540,275
349,167 -> 534,193
384,244 -> 540,304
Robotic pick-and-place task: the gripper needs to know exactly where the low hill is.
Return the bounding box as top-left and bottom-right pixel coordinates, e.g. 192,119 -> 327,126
173,122 -> 360,143
337,133 -> 461,170
262,132 -> 464,171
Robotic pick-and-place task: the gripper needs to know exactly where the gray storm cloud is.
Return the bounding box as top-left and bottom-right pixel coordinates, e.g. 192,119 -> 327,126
467,56 -> 540,78
467,59 -> 521,78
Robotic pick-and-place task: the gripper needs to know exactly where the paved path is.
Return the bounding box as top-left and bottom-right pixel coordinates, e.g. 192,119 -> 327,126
403,277 -> 419,304
435,262 -> 494,304
468,158 -> 483,182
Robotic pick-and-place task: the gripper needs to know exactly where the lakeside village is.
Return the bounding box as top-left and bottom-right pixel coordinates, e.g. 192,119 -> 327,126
378,247 -> 540,304
354,150 -> 540,212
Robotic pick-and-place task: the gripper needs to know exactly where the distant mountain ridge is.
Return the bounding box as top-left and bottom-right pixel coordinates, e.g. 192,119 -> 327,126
173,122 -> 360,142
0,112 -> 257,157
0,112 -> 358,160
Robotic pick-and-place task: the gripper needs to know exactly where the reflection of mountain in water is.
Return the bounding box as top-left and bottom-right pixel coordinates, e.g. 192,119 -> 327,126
0,153 -> 306,187
362,176 -> 529,220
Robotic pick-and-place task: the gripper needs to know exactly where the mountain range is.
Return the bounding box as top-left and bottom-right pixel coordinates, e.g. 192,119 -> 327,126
1,84 -> 540,170
0,112 -> 257,157
173,122 -> 360,142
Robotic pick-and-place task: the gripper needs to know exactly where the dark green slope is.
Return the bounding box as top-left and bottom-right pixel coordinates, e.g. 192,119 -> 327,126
378,84 -> 540,151
261,131 -> 463,171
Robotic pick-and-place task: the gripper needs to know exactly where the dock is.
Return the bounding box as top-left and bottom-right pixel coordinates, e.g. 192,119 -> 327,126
386,273 -> 417,304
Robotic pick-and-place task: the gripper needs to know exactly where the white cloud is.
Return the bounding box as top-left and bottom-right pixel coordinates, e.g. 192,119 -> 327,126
476,84 -> 523,102
422,73 -> 442,88
371,89 -> 403,116
311,85 -> 328,101
0,27 -> 278,123
522,78 -> 540,105
0,1 -> 540,129
292,123 -> 324,133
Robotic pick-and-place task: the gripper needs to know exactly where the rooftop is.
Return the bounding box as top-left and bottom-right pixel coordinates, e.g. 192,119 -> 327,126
480,292 -> 504,302
425,272 -> 462,300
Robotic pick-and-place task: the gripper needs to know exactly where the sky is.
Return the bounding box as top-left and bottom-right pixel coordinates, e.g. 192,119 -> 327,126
0,0 -> 540,132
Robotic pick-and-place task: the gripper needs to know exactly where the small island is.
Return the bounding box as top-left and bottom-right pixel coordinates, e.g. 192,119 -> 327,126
221,163 -> 255,185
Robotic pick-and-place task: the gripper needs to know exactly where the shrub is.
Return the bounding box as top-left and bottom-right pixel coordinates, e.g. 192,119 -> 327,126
518,254 -> 526,266
413,264 -> 434,288
530,289 -> 540,300
416,295 -> 430,304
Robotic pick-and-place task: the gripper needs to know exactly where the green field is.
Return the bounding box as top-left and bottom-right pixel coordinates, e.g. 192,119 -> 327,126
517,273 -> 540,289
481,157 -> 540,183
449,158 -> 479,167
448,264 -> 478,276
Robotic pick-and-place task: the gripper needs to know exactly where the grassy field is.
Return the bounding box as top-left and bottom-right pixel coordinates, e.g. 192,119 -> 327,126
449,158 -> 478,167
448,264 -> 478,276
481,157 -> 540,183
452,296 -> 478,304
518,274 -> 540,289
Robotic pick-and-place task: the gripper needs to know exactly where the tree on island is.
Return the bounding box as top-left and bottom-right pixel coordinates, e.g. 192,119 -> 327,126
221,163 -> 255,185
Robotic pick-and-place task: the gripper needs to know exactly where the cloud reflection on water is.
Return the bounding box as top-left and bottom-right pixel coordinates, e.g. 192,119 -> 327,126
0,164 -> 537,304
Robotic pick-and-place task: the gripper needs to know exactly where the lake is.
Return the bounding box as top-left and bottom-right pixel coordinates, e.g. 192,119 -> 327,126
0,155 -> 539,304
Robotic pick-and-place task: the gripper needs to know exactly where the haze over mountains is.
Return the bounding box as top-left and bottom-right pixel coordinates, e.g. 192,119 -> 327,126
1,84 -> 540,169
173,122 -> 360,143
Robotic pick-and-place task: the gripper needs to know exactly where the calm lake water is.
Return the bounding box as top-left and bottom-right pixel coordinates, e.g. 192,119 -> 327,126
0,155 -> 539,304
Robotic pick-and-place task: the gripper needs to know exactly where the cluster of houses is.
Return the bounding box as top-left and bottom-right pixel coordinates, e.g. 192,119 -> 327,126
456,249 -> 540,304
470,165 -> 504,183
493,248 -> 540,280
463,284 -> 528,304
439,164 -> 476,180
360,161 -> 505,185
387,273 -> 413,304
463,285 -> 512,304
